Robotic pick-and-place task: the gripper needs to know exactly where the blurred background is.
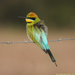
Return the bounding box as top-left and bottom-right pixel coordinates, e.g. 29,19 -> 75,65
0,0 -> 75,75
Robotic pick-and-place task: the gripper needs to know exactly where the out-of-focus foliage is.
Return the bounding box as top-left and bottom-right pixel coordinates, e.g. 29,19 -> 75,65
0,0 -> 75,29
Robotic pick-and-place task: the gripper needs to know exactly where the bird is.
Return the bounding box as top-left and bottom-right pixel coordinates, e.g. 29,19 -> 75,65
18,12 -> 57,66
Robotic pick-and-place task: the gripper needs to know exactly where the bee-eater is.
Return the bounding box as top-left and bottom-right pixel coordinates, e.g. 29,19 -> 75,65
19,12 -> 57,66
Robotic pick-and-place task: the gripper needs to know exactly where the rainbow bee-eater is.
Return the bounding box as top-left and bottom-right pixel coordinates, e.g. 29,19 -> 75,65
19,12 -> 57,66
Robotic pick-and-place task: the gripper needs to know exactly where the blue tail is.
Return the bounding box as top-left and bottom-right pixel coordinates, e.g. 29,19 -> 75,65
41,31 -> 56,63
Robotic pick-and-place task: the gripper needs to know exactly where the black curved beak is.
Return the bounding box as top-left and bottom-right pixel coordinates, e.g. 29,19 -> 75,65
18,16 -> 27,19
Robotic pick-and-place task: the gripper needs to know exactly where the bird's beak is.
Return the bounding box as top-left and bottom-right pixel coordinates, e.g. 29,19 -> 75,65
18,16 -> 33,23
18,16 -> 27,19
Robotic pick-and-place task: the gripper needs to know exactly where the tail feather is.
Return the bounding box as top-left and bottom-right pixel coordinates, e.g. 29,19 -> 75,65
47,50 -> 56,62
43,49 -> 57,66
47,50 -> 57,66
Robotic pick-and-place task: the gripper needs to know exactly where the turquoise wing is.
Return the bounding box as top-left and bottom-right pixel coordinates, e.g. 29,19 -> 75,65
27,22 -> 49,51
41,30 -> 50,50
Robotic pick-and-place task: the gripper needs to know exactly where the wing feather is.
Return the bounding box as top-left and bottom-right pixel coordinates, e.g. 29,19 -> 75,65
26,21 -> 49,50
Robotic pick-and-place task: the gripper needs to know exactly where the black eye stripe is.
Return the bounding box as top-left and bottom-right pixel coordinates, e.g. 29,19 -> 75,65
27,17 -> 35,20
31,18 -> 35,20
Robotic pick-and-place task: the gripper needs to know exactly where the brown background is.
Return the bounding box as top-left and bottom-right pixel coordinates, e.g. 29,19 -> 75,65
0,28 -> 75,75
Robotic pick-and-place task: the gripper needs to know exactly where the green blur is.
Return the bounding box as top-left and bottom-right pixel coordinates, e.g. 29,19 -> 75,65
0,0 -> 75,29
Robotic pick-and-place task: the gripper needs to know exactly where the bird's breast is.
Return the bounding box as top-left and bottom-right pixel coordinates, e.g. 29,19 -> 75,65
26,25 -> 34,40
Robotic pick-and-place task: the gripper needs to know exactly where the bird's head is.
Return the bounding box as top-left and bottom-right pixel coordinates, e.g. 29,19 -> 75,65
18,12 -> 41,25
26,12 -> 41,24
